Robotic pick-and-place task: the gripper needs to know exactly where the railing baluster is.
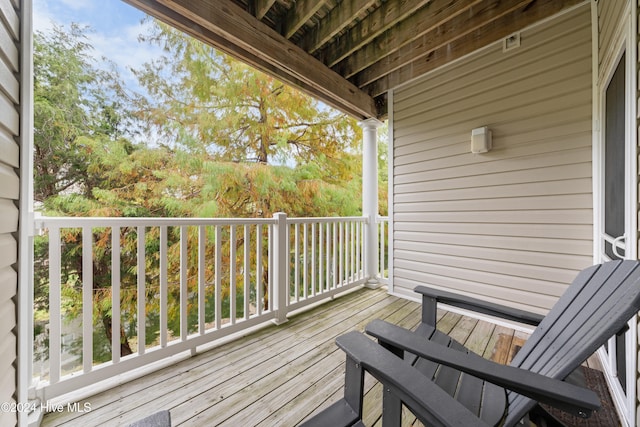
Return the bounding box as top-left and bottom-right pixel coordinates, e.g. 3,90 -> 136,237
345,222 -> 351,284
354,222 -> 358,280
379,219 -> 385,279
351,222 -> 356,281
137,226 -> 146,354
268,224 -> 273,311
302,223 -> 308,299
294,223 -> 300,302
339,222 -> 344,287
112,226 -> 121,363
311,223 -> 316,296
49,226 -> 61,384
230,225 -> 237,325
215,225 -> 222,329
325,223 -> 330,291
319,222 -> 324,295
272,213 -> 288,323
179,226 -> 187,341
198,226 -> 206,334
160,226 -> 168,347
347,221 -> 356,283
356,221 -> 361,280
348,221 -> 357,283
331,222 -> 340,289
353,222 -> 357,281
351,222 -> 355,282
256,224 -> 263,316
244,225 -> 250,320
82,226 -> 93,373
286,223 -> 290,306
364,221 -> 368,279
351,221 -> 355,283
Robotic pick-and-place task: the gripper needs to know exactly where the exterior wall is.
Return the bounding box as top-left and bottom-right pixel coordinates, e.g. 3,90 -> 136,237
600,0 -> 628,71
0,0 -> 20,426
390,4 -> 592,315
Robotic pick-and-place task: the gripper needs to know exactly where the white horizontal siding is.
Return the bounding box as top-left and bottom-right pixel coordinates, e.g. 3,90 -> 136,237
598,0 -> 627,69
0,363 -> 16,411
0,163 -> 19,199
0,408 -> 16,427
391,4 -> 592,314
0,127 -> 18,168
0,297 -> 15,339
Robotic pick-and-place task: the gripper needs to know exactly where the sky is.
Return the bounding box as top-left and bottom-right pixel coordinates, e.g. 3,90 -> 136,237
33,0 -> 161,90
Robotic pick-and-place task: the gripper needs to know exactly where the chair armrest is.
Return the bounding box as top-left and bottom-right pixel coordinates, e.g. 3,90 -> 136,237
335,331 -> 490,427
415,285 -> 545,327
366,320 -> 600,418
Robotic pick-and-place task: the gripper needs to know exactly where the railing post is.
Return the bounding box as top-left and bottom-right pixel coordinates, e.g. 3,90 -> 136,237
359,118 -> 383,288
273,212 -> 289,324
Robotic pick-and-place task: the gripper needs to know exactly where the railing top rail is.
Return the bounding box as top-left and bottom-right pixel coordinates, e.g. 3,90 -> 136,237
286,216 -> 367,224
34,214 -> 371,229
35,216 -> 278,229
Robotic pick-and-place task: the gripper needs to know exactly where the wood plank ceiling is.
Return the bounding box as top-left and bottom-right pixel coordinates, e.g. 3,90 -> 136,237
123,0 -> 585,119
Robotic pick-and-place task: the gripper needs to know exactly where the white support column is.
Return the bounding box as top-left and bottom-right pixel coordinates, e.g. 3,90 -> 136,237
359,118 -> 383,288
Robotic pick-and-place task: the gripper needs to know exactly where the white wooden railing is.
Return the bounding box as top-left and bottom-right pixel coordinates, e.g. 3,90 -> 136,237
377,216 -> 389,283
32,213 -> 378,400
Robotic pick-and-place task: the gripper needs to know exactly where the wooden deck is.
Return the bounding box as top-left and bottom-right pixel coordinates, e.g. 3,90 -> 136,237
41,286 -> 534,427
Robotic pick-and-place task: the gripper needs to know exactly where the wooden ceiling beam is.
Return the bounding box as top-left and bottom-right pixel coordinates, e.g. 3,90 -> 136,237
124,0 -> 257,61
158,0 -> 377,118
123,0 -> 334,104
365,0 -> 586,98
255,0 -> 276,20
282,0 -> 326,39
318,0 -> 432,68
128,0 -> 376,119
298,0 -> 377,54
334,0 -> 484,79
353,0 -> 530,88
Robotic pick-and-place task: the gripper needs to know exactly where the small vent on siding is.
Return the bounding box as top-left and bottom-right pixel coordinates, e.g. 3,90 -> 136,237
503,33 -> 521,52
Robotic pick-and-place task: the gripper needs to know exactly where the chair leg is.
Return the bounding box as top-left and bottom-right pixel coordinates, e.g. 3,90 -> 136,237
299,355 -> 365,427
529,405 -> 568,427
382,386 -> 403,427
344,355 -> 365,419
421,295 -> 438,327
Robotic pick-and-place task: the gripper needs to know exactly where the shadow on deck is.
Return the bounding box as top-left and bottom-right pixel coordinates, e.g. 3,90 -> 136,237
41,287 -> 533,427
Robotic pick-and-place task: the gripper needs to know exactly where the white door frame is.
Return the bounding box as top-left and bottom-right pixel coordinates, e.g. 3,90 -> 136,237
592,1 -> 638,425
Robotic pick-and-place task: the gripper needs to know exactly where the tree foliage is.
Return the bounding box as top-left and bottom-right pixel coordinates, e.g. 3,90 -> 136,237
134,22 -> 360,181
33,24 -> 134,203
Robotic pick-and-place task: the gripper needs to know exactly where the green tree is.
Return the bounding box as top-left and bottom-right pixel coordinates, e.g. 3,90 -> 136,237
33,24 -> 140,360
134,21 -> 361,184
33,24 -> 133,203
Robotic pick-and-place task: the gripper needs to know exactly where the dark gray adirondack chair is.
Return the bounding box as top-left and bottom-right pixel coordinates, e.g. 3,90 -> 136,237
301,260 -> 640,427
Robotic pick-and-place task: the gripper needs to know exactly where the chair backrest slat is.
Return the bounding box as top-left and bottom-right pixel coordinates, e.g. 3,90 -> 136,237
504,260 -> 640,426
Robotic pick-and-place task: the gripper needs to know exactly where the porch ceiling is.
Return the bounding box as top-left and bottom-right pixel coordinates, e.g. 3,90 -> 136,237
123,0 -> 584,119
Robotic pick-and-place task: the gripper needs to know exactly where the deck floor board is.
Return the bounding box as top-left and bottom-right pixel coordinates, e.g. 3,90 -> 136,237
41,287 -> 530,427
